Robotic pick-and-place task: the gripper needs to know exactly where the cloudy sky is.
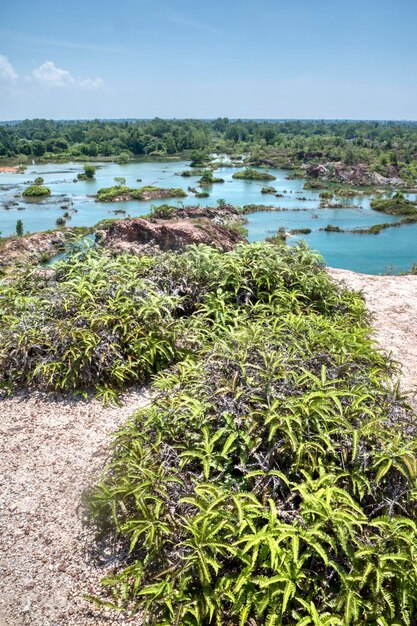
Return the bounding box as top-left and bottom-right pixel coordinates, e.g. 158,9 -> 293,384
1,0 -> 417,120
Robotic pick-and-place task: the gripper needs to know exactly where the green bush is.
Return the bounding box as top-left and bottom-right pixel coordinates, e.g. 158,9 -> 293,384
371,192 -> 417,216
22,184 -> 51,197
233,168 -> 276,181
78,164 -> 96,180
96,185 -> 186,202
88,242 -> 417,624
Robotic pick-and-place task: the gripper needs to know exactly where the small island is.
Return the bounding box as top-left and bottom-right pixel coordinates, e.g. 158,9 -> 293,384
371,192 -> 417,216
77,164 -> 96,181
22,184 -> 51,197
96,185 -> 187,202
232,167 -> 276,181
198,170 -> 225,185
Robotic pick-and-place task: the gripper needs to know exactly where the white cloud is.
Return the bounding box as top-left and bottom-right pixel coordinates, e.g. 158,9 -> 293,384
31,60 -> 103,90
0,55 -> 18,82
79,77 -> 105,90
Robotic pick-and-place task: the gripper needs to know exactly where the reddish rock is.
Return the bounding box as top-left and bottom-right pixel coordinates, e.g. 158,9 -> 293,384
307,161 -> 406,187
103,216 -> 244,254
0,230 -> 75,268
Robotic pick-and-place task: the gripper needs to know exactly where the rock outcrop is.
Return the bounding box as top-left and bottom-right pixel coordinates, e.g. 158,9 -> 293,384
307,162 -> 406,187
0,230 -> 75,268
103,215 -> 244,255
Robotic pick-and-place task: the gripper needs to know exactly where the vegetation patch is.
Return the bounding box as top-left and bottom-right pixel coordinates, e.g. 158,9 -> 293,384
290,227 -> 312,235
261,186 -> 277,194
322,224 -> 344,232
371,192 -> 417,216
198,170 -> 225,185
233,168 -> 276,181
96,185 -> 186,202
22,185 -> 51,197
77,164 -> 96,180
86,241 -> 417,625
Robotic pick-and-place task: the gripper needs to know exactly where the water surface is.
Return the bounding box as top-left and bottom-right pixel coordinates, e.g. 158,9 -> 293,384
1,160 -> 416,274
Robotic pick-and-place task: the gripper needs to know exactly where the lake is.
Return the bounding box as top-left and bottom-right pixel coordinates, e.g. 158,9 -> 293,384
1,160 -> 416,274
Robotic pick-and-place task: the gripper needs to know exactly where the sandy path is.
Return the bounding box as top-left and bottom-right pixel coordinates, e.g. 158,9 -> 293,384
328,268 -> 417,410
0,388 -> 150,626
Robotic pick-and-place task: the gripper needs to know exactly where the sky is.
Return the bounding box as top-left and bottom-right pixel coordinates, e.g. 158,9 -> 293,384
1,0 -> 417,120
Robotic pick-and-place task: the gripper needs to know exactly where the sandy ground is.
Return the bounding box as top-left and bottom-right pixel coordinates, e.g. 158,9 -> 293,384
328,268 -> 417,410
0,166 -> 19,173
1,269 -> 416,626
0,388 -> 150,626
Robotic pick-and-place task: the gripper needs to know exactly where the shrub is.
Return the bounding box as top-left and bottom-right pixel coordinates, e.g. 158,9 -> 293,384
22,185 -> 51,197
233,168 -> 276,181
371,192 -> 417,216
88,242 -> 417,624
16,219 -> 23,237
78,164 -> 96,180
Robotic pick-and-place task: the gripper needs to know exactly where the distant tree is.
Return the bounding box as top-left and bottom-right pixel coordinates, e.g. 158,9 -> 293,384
117,152 -> 130,164
16,219 -> 23,237
31,140 -> 46,157
83,164 -> 96,178
389,151 -> 398,165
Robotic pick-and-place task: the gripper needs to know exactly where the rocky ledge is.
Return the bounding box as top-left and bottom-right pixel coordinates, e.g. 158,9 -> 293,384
0,230 -> 76,269
307,162 -> 406,187
102,213 -> 245,255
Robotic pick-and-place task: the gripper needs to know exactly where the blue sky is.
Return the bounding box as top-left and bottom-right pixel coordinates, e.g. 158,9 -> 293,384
1,0 -> 417,120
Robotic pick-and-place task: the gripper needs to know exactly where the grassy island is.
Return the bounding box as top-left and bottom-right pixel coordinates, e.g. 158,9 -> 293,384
22,184 -> 51,197
96,185 -> 187,202
198,170 -> 225,185
371,192 -> 417,216
233,167 -> 276,181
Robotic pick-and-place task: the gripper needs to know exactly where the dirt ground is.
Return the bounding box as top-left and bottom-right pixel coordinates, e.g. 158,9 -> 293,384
1,269 -> 416,626
328,268 -> 417,410
0,388 -> 150,626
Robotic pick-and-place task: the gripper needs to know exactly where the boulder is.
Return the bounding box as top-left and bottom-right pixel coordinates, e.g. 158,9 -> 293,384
103,216 -> 244,255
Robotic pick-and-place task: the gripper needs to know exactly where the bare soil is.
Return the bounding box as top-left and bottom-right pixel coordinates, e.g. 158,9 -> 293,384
0,388 -> 150,626
0,166 -> 19,173
328,268 -> 417,410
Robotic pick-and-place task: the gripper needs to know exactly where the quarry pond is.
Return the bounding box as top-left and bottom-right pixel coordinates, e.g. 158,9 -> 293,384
1,159 -> 416,274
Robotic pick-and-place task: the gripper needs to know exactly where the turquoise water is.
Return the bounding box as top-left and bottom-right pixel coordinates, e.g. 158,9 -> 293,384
1,160 -> 416,274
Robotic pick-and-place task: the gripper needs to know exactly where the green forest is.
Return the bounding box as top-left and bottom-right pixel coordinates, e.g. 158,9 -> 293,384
2,118 -> 417,183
